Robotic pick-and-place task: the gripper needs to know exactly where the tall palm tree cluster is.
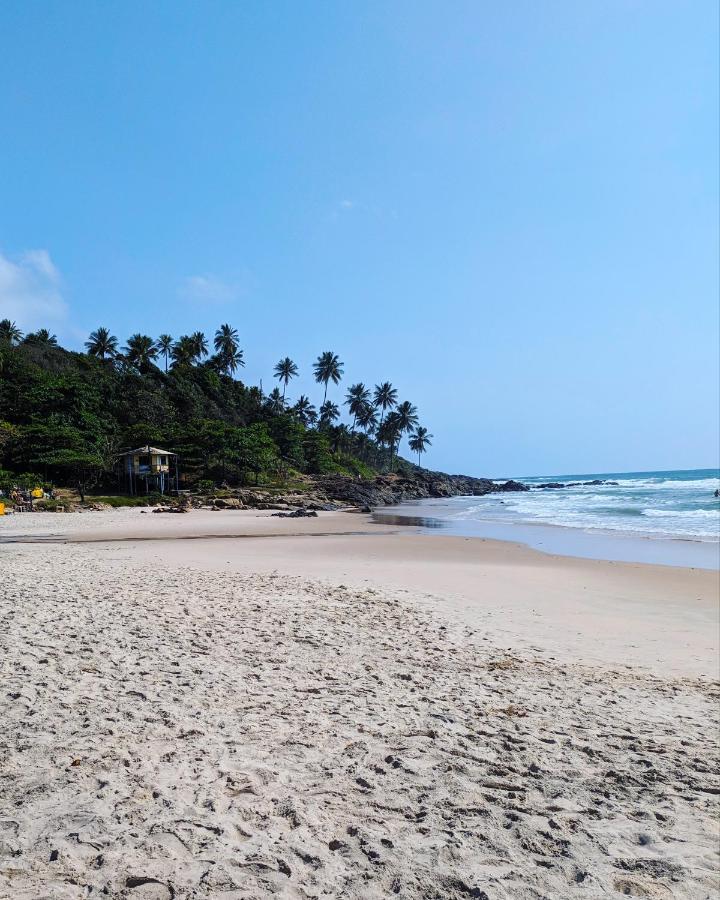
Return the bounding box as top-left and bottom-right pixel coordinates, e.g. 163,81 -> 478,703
268,352 -> 433,469
258,351 -> 432,468
1,319 -> 58,348
3,317 -> 434,470
83,324 -> 245,377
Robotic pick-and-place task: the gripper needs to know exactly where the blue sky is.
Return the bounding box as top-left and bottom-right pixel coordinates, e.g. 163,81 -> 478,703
1,0 -> 717,476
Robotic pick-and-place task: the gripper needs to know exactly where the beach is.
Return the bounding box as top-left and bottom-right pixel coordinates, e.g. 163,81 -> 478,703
1,509 -> 718,898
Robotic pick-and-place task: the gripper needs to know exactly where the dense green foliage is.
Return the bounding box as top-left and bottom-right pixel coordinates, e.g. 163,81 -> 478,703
0,321 -> 431,493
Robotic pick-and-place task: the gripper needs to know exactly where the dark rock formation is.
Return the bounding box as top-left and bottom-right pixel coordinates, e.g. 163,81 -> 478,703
310,471 -> 528,509
190,471 -> 529,512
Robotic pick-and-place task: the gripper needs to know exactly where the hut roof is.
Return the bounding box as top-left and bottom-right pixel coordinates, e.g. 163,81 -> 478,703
119,445 -> 177,457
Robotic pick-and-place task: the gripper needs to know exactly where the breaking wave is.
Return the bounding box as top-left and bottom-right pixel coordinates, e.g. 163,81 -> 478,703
440,468 -> 720,541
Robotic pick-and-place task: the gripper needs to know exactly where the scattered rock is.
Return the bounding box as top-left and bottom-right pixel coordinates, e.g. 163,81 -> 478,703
211,497 -> 244,510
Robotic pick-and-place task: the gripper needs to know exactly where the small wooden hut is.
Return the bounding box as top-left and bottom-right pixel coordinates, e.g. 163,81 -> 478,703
118,446 -> 179,495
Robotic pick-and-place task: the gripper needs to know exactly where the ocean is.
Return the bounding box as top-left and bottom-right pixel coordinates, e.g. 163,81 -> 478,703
372,468 -> 720,568
460,468 -> 719,540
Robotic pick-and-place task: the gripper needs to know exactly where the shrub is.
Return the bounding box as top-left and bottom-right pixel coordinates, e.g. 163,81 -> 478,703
0,469 -> 43,491
35,499 -> 62,511
91,495 -> 157,508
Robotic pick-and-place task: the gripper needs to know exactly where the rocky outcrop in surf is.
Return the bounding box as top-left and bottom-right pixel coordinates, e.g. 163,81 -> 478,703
190,471 -> 529,512
302,471 -> 528,508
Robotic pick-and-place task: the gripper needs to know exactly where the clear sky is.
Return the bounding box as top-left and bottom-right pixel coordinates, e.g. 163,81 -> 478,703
1,1 -> 718,476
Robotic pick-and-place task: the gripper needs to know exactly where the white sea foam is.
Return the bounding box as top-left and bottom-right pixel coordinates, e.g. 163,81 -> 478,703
612,478 -> 719,492
642,508 -> 719,520
436,469 -> 720,541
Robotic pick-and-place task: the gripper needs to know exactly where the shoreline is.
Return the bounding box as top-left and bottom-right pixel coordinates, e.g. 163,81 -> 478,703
3,503 -> 718,570
371,507 -> 720,570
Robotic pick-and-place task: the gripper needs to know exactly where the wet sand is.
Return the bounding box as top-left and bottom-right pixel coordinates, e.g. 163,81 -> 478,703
370,510 -> 720,570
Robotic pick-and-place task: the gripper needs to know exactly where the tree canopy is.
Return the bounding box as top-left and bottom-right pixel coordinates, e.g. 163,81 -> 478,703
0,327 -> 433,493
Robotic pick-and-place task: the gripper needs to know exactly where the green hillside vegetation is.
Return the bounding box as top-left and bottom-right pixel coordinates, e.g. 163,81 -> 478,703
0,319 -> 433,496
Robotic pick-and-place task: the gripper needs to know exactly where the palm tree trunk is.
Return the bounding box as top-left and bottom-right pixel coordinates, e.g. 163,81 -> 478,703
323,382 -> 328,402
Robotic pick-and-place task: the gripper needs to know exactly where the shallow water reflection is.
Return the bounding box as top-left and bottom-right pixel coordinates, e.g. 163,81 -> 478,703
371,513 -> 446,529
372,500 -> 719,569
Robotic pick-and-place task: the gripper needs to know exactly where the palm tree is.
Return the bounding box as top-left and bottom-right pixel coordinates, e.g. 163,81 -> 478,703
224,346 -> 244,375
345,383 -> 371,431
85,327 -> 118,359
0,319 -> 23,344
319,400 -> 340,428
395,400 -> 419,435
190,331 -> 209,362
214,323 -> 238,353
266,387 -> 285,414
293,395 -> 317,427
156,334 -> 173,372
409,426 -> 433,468
373,382 -> 398,425
355,402 -> 378,435
378,411 -> 402,472
313,351 -> 344,402
274,357 -> 298,398
171,335 -> 197,368
123,334 -> 158,372
213,324 -> 243,375
23,329 -> 58,346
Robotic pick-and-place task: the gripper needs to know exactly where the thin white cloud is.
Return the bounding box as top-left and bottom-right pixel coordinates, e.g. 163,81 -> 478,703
179,274 -> 243,305
0,248 -> 68,331
330,198 -> 398,221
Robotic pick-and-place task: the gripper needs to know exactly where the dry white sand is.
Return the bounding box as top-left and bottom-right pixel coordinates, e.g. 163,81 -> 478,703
1,510 -> 718,899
